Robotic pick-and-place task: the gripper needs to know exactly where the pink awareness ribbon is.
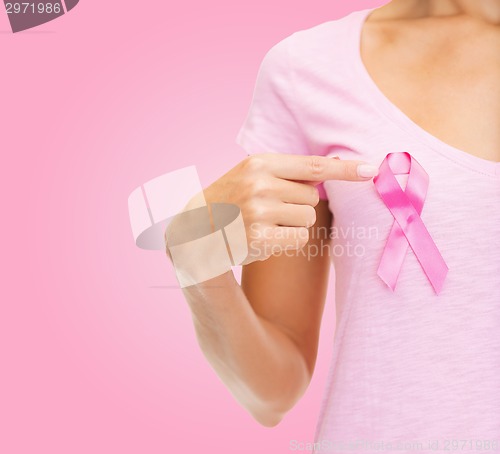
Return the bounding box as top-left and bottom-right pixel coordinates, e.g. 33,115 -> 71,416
373,152 -> 448,294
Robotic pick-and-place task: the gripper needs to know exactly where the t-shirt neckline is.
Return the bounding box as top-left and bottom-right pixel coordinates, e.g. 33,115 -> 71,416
350,7 -> 500,178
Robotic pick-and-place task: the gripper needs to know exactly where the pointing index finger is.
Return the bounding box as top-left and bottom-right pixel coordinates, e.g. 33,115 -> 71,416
267,154 -> 379,182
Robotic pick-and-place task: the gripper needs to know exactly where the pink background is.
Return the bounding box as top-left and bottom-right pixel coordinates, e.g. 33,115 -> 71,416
1,1 -> 387,453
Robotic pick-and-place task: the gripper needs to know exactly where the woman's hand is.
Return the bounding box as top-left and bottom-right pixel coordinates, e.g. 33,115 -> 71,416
202,153 -> 378,264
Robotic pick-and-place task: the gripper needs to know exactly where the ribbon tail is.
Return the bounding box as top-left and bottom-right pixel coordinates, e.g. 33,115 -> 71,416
377,221 -> 410,291
408,223 -> 449,294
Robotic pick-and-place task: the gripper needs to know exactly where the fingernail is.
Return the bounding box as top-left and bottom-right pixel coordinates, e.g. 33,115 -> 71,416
330,156 -> 340,160
357,164 -> 379,178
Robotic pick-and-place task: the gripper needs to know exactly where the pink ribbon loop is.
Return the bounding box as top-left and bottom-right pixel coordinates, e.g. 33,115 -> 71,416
373,152 -> 448,294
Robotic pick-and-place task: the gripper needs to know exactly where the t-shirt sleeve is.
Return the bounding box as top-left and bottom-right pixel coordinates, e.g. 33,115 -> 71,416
235,36 -> 327,200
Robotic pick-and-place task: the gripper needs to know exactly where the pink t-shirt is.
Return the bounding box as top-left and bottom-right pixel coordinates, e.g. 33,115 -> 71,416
236,7 -> 500,451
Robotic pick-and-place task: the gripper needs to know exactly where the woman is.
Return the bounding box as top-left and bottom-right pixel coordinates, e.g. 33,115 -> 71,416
167,0 -> 500,447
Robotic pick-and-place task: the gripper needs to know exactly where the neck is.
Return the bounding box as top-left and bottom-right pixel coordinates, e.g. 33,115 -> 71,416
374,0 -> 500,24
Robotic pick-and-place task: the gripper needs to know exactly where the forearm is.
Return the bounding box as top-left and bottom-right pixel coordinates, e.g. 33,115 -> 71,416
182,270 -> 310,427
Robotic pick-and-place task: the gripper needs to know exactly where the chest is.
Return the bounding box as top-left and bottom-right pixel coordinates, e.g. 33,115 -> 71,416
361,19 -> 500,162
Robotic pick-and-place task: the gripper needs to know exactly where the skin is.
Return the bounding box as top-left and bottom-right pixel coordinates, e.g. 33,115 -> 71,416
167,0 -> 500,427
362,0 -> 500,162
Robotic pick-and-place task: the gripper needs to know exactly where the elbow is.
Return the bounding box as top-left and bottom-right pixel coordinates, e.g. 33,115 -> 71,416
238,350 -> 313,428
257,414 -> 284,428
251,407 -> 286,428
248,382 -> 307,428
255,372 -> 312,428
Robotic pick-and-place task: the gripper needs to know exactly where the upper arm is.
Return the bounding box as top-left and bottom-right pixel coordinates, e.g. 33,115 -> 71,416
241,200 -> 333,379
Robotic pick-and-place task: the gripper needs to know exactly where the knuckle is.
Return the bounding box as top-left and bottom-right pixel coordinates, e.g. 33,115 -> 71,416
249,178 -> 269,197
246,200 -> 268,221
243,154 -> 267,173
308,156 -> 325,179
